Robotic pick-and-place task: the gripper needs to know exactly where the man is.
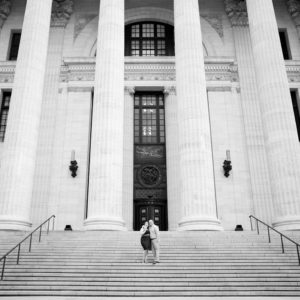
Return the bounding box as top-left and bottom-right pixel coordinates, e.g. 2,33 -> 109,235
148,219 -> 160,264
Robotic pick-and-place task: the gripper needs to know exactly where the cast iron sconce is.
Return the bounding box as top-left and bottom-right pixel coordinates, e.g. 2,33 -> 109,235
69,150 -> 78,178
223,150 -> 232,177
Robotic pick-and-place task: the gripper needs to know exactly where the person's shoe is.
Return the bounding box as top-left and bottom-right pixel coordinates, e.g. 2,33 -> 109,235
152,261 -> 157,265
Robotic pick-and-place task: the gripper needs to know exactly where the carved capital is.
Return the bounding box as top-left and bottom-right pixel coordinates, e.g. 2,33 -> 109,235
224,0 -> 248,26
124,86 -> 135,95
287,0 -> 300,27
0,0 -> 11,29
51,0 -> 74,27
164,86 -> 176,96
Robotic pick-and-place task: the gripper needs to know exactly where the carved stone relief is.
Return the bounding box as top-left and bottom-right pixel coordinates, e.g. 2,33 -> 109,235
224,0 -> 248,26
287,0 -> 300,27
51,0 -> 74,27
0,0 -> 11,29
202,14 -> 224,38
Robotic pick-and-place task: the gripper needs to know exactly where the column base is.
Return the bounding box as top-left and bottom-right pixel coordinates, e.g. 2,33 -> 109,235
0,216 -> 32,231
84,216 -> 126,231
178,216 -> 223,231
272,216 -> 300,231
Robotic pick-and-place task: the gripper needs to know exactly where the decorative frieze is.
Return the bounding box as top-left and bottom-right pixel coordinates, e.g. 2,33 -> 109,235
51,0 -> 74,27
287,0 -> 300,26
224,0 -> 248,26
0,0 -> 11,29
59,58 -> 239,83
1,59 -> 300,85
0,61 -> 15,83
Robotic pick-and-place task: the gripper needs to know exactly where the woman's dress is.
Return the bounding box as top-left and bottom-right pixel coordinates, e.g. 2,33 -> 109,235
141,229 -> 151,250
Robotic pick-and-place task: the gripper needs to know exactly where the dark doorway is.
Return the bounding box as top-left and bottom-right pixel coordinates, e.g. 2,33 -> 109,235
133,92 -> 168,231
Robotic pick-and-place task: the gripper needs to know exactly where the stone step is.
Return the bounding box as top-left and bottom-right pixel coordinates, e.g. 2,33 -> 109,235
1,230 -> 300,297
1,291 -> 300,297
3,270 -> 300,277
4,273 -> 300,280
3,277 -> 300,282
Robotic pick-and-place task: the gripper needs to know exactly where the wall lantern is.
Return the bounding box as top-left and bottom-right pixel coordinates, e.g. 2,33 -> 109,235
223,150 -> 232,177
69,150 -> 78,178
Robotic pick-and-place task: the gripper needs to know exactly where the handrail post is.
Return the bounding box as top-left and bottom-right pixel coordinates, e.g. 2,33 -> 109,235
256,219 -> 259,235
280,235 -> 285,253
52,217 -> 55,231
39,226 -> 42,242
250,216 -> 253,231
47,220 -> 50,234
29,234 -> 33,252
267,226 -> 271,243
17,244 -> 21,264
1,257 -> 6,280
297,245 -> 300,265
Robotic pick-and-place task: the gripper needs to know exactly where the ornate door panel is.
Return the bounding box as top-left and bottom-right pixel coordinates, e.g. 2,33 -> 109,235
134,93 -> 168,231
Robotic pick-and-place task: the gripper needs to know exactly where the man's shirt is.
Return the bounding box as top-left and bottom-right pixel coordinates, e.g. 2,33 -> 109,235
149,224 -> 159,240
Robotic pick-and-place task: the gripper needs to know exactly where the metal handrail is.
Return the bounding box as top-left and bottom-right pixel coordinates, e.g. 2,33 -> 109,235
249,215 -> 300,265
0,215 -> 55,280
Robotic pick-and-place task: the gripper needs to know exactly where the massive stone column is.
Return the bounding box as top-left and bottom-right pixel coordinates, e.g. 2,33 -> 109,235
84,0 -> 126,230
31,0 -> 74,226
0,0 -> 53,230
224,0 -> 273,223
122,86 -> 135,230
164,86 -> 181,230
287,0 -> 300,39
174,0 -> 222,230
246,0 -> 300,230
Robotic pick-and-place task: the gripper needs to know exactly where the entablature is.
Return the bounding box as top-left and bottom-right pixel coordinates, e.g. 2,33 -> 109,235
0,58 -> 299,88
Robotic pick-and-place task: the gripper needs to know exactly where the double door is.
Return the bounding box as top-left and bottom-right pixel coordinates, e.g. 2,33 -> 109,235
135,200 -> 167,231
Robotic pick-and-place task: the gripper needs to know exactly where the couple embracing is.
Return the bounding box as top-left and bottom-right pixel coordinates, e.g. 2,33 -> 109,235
140,220 -> 160,264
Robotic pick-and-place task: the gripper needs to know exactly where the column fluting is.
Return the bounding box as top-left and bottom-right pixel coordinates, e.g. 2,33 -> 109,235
84,0 -> 126,230
31,0 -> 74,226
164,86 -> 181,230
174,0 -> 222,230
247,0 -> 300,230
224,0 -> 274,224
0,0 -> 53,230
122,86 -> 135,230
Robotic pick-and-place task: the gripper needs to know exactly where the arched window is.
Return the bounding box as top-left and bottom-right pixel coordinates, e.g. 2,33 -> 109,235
125,22 -> 175,56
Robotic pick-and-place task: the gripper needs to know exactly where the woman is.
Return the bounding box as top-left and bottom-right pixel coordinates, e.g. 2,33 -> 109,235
140,221 -> 151,263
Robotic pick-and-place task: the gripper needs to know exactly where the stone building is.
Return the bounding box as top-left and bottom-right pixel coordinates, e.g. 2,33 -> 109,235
0,0 -> 300,232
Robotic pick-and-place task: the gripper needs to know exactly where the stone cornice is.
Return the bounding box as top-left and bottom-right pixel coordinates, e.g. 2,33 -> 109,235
0,0 -> 11,29
224,0 -> 248,27
51,0 -> 74,28
287,0 -> 300,27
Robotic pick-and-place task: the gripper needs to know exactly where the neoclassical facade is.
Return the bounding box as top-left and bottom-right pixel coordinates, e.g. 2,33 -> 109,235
0,0 -> 300,231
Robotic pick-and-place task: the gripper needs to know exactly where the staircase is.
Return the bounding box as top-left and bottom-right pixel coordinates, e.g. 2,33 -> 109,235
0,230 -> 300,297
